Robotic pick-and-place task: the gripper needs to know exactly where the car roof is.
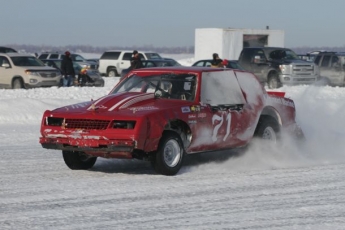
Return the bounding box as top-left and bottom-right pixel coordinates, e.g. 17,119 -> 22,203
194,59 -> 237,62
103,50 -> 157,53
144,59 -> 176,62
0,53 -> 35,57
128,66 -> 228,74
41,58 -> 62,61
317,51 -> 345,56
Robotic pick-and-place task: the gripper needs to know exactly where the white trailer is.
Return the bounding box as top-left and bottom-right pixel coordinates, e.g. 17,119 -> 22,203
194,28 -> 285,61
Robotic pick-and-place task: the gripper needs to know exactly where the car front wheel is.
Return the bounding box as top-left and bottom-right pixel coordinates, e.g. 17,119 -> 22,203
62,151 -> 97,170
152,131 -> 185,176
13,78 -> 24,89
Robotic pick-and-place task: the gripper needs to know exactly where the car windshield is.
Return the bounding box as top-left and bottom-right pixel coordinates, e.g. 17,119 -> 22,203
269,49 -> 299,60
145,53 -> 162,59
111,74 -> 197,101
11,56 -> 45,66
228,61 -> 243,70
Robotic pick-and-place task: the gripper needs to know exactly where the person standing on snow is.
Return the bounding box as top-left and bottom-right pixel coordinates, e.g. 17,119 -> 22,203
129,50 -> 143,70
211,53 -> 223,67
60,51 -> 75,87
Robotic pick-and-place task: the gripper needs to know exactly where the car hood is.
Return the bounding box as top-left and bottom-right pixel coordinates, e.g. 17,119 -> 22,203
51,92 -> 192,118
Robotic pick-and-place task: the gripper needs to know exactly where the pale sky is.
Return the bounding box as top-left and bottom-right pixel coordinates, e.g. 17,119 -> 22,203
1,0 -> 345,48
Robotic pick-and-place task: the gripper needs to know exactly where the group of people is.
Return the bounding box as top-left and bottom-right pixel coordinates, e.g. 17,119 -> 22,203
60,50 -> 227,87
60,51 -> 92,87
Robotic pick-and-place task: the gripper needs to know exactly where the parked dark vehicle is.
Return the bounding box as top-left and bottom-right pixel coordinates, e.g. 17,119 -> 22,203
120,58 -> 182,80
41,59 -> 104,87
314,51 -> 345,86
192,59 -> 243,70
38,52 -> 98,69
238,47 -> 319,89
0,46 -> 17,53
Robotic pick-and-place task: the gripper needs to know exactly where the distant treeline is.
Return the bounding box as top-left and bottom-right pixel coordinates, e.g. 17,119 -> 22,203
6,44 -> 194,54
5,44 -> 345,55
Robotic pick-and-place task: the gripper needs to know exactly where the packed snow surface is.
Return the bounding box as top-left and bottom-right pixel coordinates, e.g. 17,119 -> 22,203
1,55 -> 345,229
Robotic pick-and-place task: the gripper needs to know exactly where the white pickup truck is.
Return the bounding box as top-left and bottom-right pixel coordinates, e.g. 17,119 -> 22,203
98,50 -> 162,77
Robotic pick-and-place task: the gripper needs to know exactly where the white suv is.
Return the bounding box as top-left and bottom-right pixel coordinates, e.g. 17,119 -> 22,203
0,53 -> 62,89
98,50 -> 162,76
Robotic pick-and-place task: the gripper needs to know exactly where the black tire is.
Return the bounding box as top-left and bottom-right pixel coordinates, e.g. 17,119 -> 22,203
267,72 -> 281,89
62,150 -> 97,170
107,68 -> 118,77
152,131 -> 185,176
12,78 -> 24,89
254,116 -> 280,142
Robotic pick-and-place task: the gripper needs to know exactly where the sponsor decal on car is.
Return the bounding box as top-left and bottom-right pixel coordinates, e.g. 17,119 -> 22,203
268,97 -> 295,108
188,114 -> 196,119
181,106 -> 191,113
191,105 -> 200,112
129,106 -> 159,113
198,113 -> 207,118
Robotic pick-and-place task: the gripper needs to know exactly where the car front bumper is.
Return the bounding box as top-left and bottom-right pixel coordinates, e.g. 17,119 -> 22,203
279,74 -> 318,85
40,136 -> 136,158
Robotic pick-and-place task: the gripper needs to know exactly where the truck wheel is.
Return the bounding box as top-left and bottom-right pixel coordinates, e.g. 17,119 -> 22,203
12,78 -> 24,89
267,73 -> 281,89
107,68 -> 118,77
62,150 -> 97,170
254,116 -> 280,142
152,131 -> 185,176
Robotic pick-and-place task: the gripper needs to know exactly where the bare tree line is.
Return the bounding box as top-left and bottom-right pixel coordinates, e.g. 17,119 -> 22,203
5,44 -> 345,55
5,44 -> 195,54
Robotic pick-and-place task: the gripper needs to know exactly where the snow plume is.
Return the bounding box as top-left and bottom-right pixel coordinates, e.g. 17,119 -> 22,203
185,84 -> 345,173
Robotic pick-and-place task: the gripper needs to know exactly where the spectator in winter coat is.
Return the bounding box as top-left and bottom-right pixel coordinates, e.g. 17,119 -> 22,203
211,53 -> 223,68
60,51 -> 75,87
129,50 -> 143,70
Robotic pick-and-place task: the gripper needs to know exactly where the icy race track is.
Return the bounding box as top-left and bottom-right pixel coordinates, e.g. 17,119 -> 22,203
1,71 -> 345,229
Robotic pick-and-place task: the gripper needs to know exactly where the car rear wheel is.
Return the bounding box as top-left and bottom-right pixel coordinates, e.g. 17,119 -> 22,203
254,116 -> 280,142
62,150 -> 97,170
12,78 -> 24,89
152,131 -> 185,176
107,68 -> 118,77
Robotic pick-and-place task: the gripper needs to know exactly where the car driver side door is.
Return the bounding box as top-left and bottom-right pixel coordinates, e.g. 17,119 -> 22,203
187,70 -> 251,153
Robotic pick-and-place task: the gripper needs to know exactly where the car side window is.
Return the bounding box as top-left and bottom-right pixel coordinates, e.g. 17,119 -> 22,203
194,61 -> 203,67
331,56 -> 339,67
39,54 -> 48,59
122,53 -> 132,61
50,54 -> 59,59
314,56 -> 321,65
146,61 -> 155,67
100,52 -> 120,60
321,55 -> 331,67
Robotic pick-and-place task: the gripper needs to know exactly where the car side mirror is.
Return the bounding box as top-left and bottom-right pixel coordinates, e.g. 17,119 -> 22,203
1,63 -> 10,68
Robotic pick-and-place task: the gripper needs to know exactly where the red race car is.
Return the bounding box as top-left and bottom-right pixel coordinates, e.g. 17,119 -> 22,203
39,67 -> 304,175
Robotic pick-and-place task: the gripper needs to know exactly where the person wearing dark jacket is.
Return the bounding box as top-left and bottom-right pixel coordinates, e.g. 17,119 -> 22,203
60,51 -> 75,87
129,50 -> 143,70
211,53 -> 223,67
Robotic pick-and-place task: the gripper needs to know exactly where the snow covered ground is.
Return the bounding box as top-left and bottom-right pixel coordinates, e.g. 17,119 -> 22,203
1,54 -> 345,229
